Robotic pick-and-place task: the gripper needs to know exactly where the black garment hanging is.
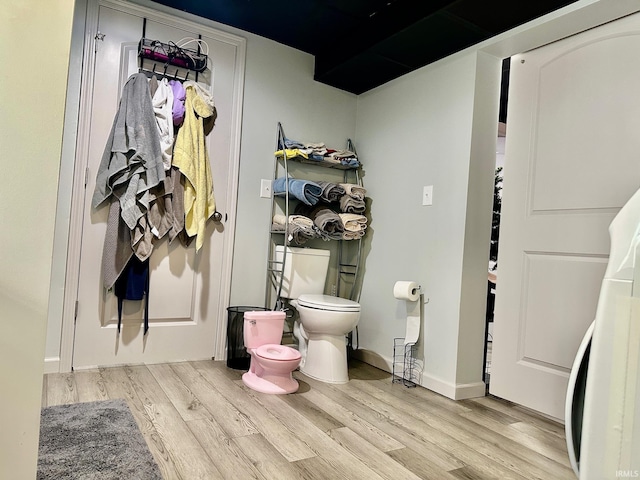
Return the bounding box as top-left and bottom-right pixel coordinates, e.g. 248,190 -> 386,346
114,256 -> 150,334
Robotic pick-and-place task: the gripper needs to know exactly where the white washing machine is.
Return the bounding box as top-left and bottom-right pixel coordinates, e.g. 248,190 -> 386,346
566,189 -> 640,479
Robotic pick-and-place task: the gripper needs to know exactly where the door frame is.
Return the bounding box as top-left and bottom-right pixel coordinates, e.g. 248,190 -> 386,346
57,0 -> 246,371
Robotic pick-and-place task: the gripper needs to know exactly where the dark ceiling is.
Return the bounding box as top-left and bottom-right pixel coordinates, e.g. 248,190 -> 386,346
153,0 -> 577,95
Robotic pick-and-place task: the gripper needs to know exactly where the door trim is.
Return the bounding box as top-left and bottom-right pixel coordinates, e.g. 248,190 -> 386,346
59,0 -> 246,371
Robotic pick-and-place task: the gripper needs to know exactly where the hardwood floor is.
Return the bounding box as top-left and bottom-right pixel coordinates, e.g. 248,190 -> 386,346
42,360 -> 574,480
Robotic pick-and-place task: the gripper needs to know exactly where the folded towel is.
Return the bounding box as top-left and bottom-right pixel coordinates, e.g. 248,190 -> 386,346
321,155 -> 341,165
339,213 -> 367,232
283,137 -> 305,149
272,214 -> 316,244
339,195 -> 366,214
343,230 -> 365,240
329,149 -> 357,160
273,214 -> 314,228
340,183 -> 367,201
304,207 -> 343,241
316,181 -> 345,203
274,149 -> 309,159
303,142 -> 327,156
273,177 -> 322,206
340,157 -> 360,167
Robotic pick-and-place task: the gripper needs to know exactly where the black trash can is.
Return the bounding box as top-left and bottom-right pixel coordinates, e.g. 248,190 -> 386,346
226,306 -> 269,369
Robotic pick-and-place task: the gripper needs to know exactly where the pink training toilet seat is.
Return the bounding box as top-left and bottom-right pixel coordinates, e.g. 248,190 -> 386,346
255,344 -> 302,361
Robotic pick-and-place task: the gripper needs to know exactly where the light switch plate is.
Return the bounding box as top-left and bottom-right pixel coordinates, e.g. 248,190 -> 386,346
260,179 -> 272,198
422,185 -> 433,206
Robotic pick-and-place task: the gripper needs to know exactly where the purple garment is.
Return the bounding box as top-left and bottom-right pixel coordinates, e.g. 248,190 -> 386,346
169,80 -> 186,127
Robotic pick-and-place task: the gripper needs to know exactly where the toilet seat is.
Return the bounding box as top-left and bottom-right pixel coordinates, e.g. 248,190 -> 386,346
297,294 -> 360,312
255,344 -> 301,362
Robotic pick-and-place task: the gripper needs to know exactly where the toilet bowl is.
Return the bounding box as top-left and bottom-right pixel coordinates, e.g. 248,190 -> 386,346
273,246 -> 361,384
241,310 -> 301,394
292,294 -> 360,384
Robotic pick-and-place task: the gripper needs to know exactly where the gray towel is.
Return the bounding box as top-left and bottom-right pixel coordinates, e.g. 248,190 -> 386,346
145,167 -> 189,247
272,214 -> 316,245
168,167 -> 186,243
339,195 -> 366,214
131,214 -> 154,262
102,198 -> 134,289
308,208 -> 344,241
92,73 -> 165,230
316,181 -> 345,203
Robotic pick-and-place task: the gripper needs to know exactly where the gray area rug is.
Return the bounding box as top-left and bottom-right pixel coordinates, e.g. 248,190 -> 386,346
38,399 -> 162,479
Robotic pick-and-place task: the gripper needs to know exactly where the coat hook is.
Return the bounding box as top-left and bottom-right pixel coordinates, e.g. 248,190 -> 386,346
163,64 -> 168,75
185,70 -> 190,81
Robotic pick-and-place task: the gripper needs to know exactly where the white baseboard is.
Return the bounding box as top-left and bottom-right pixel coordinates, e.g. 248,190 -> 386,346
452,381 -> 487,400
351,349 -> 486,400
351,348 -> 392,373
43,357 -> 60,374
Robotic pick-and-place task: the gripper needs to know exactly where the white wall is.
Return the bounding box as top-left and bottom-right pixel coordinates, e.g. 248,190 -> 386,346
353,52 -> 497,397
0,1 -> 74,477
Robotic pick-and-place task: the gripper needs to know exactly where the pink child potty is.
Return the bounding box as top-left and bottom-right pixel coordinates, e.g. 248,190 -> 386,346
242,310 -> 301,394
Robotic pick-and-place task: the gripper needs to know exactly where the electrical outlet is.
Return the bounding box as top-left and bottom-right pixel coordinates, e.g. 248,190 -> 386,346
422,185 -> 433,206
260,179 -> 272,198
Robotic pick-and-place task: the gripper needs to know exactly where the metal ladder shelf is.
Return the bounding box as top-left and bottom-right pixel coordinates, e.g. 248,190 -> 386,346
265,123 -> 365,311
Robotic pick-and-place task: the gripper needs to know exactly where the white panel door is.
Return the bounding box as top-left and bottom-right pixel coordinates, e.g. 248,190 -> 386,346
491,12 -> 640,419
72,2 -> 243,368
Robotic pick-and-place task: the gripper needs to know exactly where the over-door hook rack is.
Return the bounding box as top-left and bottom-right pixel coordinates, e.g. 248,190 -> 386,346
138,38 -> 208,72
138,37 -> 209,82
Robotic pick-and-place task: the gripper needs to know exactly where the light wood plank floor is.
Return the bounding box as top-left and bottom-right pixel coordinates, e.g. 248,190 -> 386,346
42,360 -> 573,480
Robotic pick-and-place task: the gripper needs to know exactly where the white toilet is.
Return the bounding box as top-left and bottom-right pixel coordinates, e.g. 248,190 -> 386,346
275,246 -> 361,384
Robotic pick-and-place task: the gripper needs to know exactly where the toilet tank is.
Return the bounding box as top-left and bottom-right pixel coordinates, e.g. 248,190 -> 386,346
274,246 -> 330,299
243,310 -> 286,348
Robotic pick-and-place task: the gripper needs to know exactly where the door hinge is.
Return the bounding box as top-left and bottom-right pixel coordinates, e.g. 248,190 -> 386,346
84,166 -> 89,188
74,300 -> 79,319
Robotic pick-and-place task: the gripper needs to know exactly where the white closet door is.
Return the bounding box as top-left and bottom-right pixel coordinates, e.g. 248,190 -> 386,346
490,12 -> 640,419
72,2 -> 243,368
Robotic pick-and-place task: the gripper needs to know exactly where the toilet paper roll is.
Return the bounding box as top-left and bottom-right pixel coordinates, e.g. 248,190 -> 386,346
393,281 -> 421,302
393,281 -> 422,345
